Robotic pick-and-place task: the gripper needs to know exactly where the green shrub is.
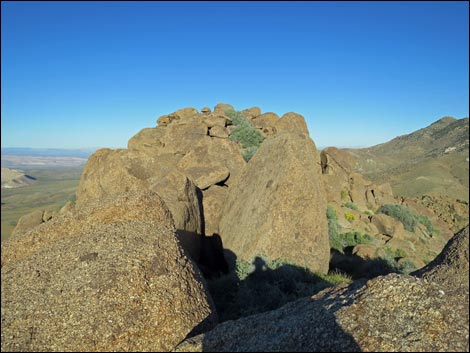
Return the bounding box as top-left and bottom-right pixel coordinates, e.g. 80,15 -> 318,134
344,212 -> 356,222
326,205 -> 341,252
226,109 -> 265,161
378,204 -> 418,232
378,204 -> 438,235
382,246 -> 408,265
235,259 -> 253,280
207,255 -> 351,322
340,190 -> 349,201
343,202 -> 359,211
397,260 -> 418,274
416,214 -> 438,236
330,231 -> 373,253
225,109 -> 247,126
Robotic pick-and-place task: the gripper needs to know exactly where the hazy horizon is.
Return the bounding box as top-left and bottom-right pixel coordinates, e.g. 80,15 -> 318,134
2,2 -> 469,149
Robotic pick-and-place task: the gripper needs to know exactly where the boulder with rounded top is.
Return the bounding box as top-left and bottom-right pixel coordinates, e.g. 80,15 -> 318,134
219,132 -> 329,274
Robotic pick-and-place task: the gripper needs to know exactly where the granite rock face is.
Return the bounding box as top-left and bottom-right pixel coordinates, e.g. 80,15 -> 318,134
219,131 -> 330,274
413,224 -> 469,292
1,192 -> 217,352
176,274 -> 469,352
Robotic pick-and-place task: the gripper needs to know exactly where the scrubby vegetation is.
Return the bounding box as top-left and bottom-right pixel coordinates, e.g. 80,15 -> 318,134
378,204 -> 438,235
344,212 -> 356,222
207,256 -> 351,322
226,109 -> 265,162
327,204 -> 340,247
343,202 -> 359,211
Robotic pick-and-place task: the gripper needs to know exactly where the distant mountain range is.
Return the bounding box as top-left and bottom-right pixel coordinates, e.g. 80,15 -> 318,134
1,148 -> 96,158
346,117 -> 469,201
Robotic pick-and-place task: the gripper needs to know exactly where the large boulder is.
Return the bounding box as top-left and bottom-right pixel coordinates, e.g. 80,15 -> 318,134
241,106 -> 261,119
175,273 -> 469,352
177,138 -> 246,188
320,147 -> 356,175
413,225 -> 469,292
250,112 -> 279,130
371,213 -> 406,239
320,147 -> 357,204
219,132 -> 329,274
76,148 -> 152,204
75,149 -> 203,260
156,107 -> 199,126
213,103 -> 234,114
202,185 -> 228,236
11,210 -> 46,237
150,170 -> 204,260
275,112 -> 309,135
1,192 -> 217,352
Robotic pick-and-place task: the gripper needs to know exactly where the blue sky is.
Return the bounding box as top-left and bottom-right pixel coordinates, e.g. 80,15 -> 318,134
1,1 -> 469,149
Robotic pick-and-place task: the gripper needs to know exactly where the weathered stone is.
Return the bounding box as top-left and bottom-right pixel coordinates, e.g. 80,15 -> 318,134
202,114 -> 229,128
352,244 -> 378,260
11,210 -> 44,237
371,213 -> 406,239
161,123 -> 209,155
219,132 -> 329,274
177,138 -> 246,187
3,192 -> 176,267
413,225 -> 469,292
209,126 -> 229,138
1,192 -> 217,352
156,114 -> 174,126
59,201 -> 75,214
128,127 -> 168,154
241,107 -> 261,119
201,106 -> 211,114
150,170 -> 204,260
173,107 -> 199,120
213,103 -> 234,113
175,274 -> 469,352
251,112 -> 279,130
75,149 -> 202,261
202,185 -> 228,235
275,112 -> 309,134
42,209 -> 57,222
76,149 -> 157,205
320,147 -> 356,175
183,165 -> 230,190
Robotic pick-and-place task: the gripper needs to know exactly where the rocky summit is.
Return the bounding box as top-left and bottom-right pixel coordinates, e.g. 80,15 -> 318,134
1,104 -> 469,352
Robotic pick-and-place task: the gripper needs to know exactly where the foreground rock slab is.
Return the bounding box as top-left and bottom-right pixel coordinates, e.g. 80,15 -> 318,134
175,273 -> 468,352
1,193 -> 217,352
176,226 -> 470,352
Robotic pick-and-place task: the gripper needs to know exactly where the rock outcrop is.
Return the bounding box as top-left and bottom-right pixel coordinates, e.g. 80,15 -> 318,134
1,192 -> 217,352
176,273 -> 468,352
10,209 -> 46,237
76,105 -> 247,261
219,130 -> 330,274
177,224 -> 470,352
413,224 -> 469,292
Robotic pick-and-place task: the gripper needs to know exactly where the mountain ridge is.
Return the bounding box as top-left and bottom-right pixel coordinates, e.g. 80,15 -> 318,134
346,116 -> 469,201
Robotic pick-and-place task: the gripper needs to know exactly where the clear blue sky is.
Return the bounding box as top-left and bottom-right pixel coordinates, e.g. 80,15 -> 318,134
2,1 -> 469,149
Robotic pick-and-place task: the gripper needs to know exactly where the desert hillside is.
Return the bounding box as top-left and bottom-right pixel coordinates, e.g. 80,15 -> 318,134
346,117 -> 469,201
1,167 -> 36,188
